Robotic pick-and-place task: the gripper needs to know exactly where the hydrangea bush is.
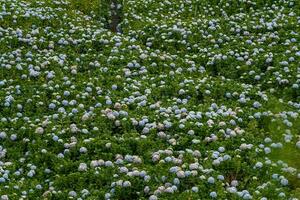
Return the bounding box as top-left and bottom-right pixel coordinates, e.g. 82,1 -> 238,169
0,0 -> 300,199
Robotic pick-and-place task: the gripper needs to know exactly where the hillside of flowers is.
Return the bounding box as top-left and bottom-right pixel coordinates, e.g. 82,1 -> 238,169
0,0 -> 300,199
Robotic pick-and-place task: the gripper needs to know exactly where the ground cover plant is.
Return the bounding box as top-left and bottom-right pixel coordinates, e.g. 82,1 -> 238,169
0,0 -> 300,199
